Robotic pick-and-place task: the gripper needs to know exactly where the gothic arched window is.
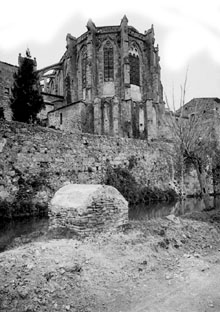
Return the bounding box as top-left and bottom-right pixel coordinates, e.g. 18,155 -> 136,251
129,45 -> 140,86
50,80 -> 54,93
104,41 -> 114,82
82,49 -> 87,88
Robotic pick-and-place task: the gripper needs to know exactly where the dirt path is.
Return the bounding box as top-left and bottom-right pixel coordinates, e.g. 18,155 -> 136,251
129,254 -> 220,312
1,212 -> 220,312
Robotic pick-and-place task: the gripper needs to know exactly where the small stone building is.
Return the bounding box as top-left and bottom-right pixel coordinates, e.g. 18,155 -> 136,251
40,16 -> 165,139
178,98 -> 220,119
177,97 -> 220,195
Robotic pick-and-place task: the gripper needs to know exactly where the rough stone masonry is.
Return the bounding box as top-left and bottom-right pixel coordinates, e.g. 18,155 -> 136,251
49,184 -> 128,235
0,120 -> 174,206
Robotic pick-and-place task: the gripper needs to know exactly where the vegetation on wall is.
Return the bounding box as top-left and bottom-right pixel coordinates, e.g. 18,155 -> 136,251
104,165 -> 177,207
0,120 -> 180,220
0,169 -> 51,220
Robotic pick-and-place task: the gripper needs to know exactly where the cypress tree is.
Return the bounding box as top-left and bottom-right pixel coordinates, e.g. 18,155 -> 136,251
10,54 -> 44,123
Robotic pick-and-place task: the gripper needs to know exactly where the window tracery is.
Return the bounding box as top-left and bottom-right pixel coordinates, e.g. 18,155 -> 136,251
103,41 -> 114,82
129,44 -> 140,86
82,49 -> 87,88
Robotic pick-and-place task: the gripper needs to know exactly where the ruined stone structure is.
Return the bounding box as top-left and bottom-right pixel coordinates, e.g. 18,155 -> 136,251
0,61 -> 17,120
49,184 -> 128,235
39,16 -> 164,139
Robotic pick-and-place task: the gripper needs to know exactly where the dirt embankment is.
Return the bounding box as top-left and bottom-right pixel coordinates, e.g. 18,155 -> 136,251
1,210 -> 220,312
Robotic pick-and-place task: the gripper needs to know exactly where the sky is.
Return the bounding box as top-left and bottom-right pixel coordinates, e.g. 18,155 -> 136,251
1,0 -> 220,106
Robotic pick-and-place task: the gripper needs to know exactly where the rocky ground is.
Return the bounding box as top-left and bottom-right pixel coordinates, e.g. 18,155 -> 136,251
1,209 -> 220,312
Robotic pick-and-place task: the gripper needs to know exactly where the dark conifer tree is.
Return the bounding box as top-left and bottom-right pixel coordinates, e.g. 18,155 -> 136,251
10,54 -> 44,123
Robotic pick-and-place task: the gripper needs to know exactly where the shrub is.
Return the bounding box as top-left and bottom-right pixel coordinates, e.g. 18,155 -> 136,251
104,165 -> 178,206
0,170 -> 50,220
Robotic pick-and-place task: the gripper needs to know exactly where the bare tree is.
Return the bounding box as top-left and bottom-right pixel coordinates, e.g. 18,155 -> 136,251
163,78 -> 218,209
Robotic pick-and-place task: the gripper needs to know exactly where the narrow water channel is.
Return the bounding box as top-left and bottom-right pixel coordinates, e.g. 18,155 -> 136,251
0,218 -> 49,252
0,196 -> 218,252
129,196 -> 210,220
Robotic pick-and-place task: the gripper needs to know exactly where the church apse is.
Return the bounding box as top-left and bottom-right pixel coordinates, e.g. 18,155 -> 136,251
43,16 -> 164,139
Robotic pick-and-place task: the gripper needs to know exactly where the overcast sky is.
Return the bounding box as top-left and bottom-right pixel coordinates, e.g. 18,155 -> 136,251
1,0 -> 220,105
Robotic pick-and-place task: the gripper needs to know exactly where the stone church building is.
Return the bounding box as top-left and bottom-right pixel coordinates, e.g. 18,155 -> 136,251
0,16 -> 165,139
39,15 -> 165,139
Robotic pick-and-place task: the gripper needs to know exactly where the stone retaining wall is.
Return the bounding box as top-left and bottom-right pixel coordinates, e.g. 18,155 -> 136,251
0,121 -> 174,207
